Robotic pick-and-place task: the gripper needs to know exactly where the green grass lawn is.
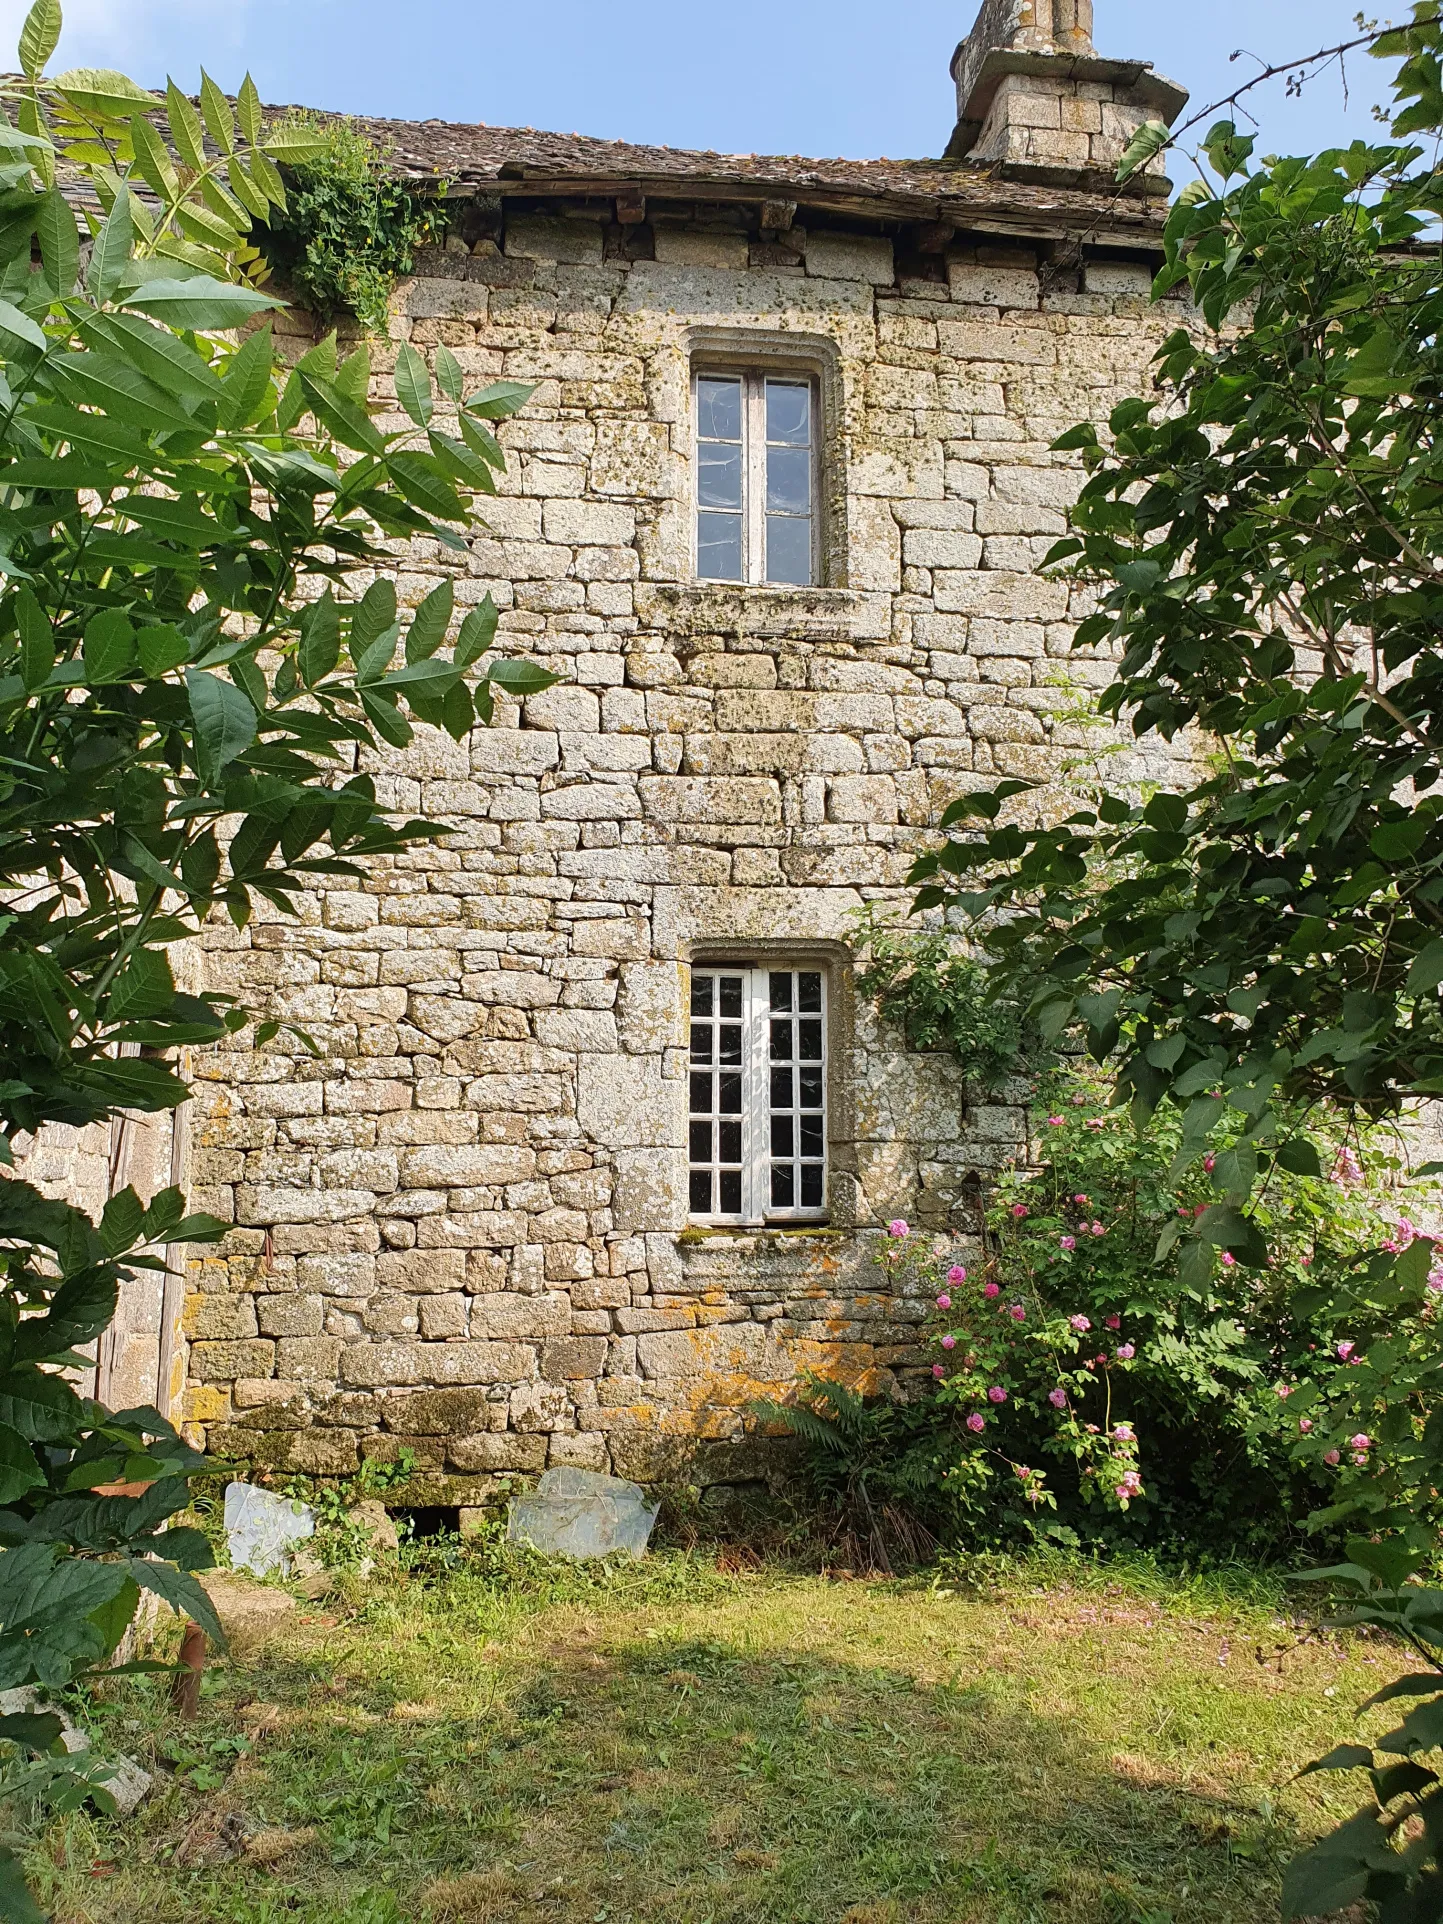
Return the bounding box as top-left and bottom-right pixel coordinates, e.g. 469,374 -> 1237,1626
28,1547 -> 1397,1924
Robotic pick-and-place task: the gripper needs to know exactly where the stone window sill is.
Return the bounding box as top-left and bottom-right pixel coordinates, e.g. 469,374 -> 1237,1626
634,581 -> 887,642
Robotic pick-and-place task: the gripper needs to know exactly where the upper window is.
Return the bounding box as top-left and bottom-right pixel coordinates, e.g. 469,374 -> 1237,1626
688,966 -> 828,1225
694,371 -> 817,587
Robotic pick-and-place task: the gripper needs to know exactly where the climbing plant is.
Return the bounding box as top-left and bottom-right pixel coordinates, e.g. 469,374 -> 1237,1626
258,115 -> 444,332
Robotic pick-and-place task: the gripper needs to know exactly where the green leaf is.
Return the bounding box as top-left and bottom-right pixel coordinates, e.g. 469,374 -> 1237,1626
165,79 -> 207,173
454,596 -> 498,668
485,658 -> 557,698
1116,118 -> 1170,183
198,69 -> 236,155
54,67 -> 156,123
120,277 -> 280,330
186,667 -> 256,781
129,1557 -> 224,1644
0,1710 -> 63,1751
0,299 -> 45,356
86,181 -> 134,303
463,380 -> 533,420
0,1846 -> 46,1924
299,369 -> 384,455
262,126 -> 331,164
36,188 -> 79,296
405,579 -> 453,662
393,342 -> 433,427
14,590 -> 53,693
236,73 -> 263,149
1409,939 -> 1443,997
82,609 -> 136,683
1276,1138 -> 1323,1178
0,1427 -> 42,1506
434,344 -> 465,402
18,0 -> 61,80
0,1367 -> 83,1441
298,591 -> 340,685
386,450 -> 466,521
217,322 -> 275,429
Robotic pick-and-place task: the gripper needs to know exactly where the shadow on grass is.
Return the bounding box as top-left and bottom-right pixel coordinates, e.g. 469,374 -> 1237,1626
39,1599 -> 1308,1924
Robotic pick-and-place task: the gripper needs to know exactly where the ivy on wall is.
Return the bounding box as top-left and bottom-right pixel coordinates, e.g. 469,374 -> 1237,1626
258,115 -> 443,333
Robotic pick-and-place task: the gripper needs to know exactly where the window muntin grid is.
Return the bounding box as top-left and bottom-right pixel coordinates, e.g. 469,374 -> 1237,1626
688,967 -> 827,1224
693,371 -> 817,587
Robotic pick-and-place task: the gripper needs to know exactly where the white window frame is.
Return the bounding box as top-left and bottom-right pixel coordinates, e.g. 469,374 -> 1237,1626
687,963 -> 829,1227
692,367 -> 820,587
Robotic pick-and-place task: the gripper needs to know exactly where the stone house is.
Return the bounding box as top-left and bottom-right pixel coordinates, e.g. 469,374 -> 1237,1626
87,0 -> 1205,1506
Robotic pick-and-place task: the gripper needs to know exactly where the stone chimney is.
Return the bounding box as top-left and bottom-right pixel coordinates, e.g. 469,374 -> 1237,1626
946,0 -> 1187,186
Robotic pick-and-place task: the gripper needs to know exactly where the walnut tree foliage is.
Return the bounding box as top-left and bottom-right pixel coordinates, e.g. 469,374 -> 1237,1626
0,5 -> 552,1909
909,7 -> 1443,1915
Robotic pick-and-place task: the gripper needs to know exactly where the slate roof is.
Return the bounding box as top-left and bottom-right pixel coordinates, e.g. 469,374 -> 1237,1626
328,114 -> 1171,245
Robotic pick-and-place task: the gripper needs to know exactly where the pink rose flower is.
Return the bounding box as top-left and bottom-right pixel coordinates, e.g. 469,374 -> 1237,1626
1047,1115 -> 1065,1127
1009,1304 -> 1026,1323
941,1334 -> 957,1351
1301,1255 -> 1312,1267
966,1412 -> 985,1433
1048,1388 -> 1067,1409
1203,1154 -> 1216,1173
1090,1222 -> 1106,1237
1086,1119 -> 1104,1131
1352,1450 -> 1370,1466
932,1363 -> 945,1379
984,1282 -> 1001,1300
1116,1344 -> 1135,1361
1112,1425 -> 1135,1442
1324,1449 -> 1340,1465
1095,1353 -> 1109,1368
1274,1383 -> 1292,1399
1337,1341 -> 1355,1361
888,1220 -> 909,1239
1116,1470 -> 1142,1499
1011,1204 -> 1029,1219
1428,1268 -> 1443,1295
1073,1194 -> 1090,1207
936,1293 -> 952,1311
1070,1315 -> 1091,1333
1350,1433 -> 1371,1451
1298,1417 -> 1313,1432
1105,1315 -> 1121,1331
988,1386 -> 1007,1404
947,1265 -> 967,1284
1220,1252 -> 1236,1267
1059,1235 -> 1077,1252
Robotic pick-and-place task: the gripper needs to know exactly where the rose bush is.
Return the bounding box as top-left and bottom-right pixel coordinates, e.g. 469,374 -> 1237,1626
873,1073 -> 1440,1557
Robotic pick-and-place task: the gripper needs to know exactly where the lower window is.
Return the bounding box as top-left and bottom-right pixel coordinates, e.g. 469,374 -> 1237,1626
687,965 -> 827,1224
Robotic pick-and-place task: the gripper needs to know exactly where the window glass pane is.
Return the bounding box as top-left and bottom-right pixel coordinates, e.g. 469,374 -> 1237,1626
771,1164 -> 795,1208
771,1066 -> 793,1108
690,1120 -> 712,1161
698,376 -> 742,441
770,1019 -> 793,1061
771,1115 -> 794,1157
766,380 -> 810,446
765,515 -> 812,586
799,1067 -> 824,1109
697,512 -> 743,581
719,1120 -> 742,1164
690,1025 -> 712,1062
691,976 -> 713,1017
798,1018 -> 823,1061
689,1072 -> 711,1114
769,973 -> 793,1012
719,1072 -> 742,1115
699,441 -> 743,509
798,972 -> 822,1012
720,1170 -> 742,1214
719,977 -> 743,1019
800,1115 -> 824,1159
690,1169 -> 712,1213
719,1024 -> 742,1064
766,445 -> 811,515
800,1165 -> 824,1209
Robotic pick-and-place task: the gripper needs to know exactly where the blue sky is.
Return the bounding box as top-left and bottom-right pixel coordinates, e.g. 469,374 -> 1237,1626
0,0 -> 1392,166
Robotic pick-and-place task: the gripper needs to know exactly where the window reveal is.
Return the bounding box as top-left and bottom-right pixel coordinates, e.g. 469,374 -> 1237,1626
694,371 -> 817,586
688,967 -> 827,1223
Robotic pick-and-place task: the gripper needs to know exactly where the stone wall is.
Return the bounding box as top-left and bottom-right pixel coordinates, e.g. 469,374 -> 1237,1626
179,210 -> 1201,1498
